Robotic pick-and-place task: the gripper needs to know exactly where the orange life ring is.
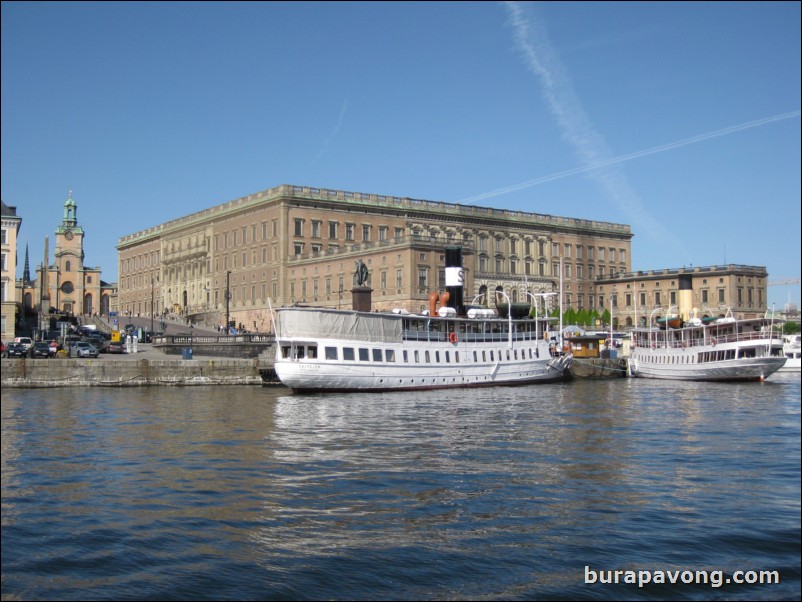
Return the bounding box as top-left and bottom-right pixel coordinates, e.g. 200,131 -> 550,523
449,332 -> 458,344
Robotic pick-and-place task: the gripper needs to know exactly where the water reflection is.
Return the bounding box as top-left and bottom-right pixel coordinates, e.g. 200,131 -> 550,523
1,376 -> 799,600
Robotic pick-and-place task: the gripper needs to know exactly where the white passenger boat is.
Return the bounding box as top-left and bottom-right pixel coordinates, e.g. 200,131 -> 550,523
273,306 -> 572,393
628,274 -> 785,381
629,310 -> 785,382
272,246 -> 571,393
779,334 -> 801,372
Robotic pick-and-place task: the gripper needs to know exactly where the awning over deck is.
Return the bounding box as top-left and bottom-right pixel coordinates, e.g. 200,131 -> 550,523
276,308 -> 403,343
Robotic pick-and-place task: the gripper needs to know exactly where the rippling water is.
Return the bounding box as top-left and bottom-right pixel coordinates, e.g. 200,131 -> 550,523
2,375 -> 800,600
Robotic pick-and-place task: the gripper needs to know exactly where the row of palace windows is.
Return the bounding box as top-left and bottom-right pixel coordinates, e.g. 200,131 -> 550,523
291,218 -> 629,263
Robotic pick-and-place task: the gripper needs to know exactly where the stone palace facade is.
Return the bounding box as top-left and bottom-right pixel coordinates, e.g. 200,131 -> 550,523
116,184 -> 634,331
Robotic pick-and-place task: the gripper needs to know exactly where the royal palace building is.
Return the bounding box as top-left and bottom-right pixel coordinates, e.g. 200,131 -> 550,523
116,184 -> 634,331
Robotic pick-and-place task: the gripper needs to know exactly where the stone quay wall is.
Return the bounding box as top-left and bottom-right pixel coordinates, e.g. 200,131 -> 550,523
1,358 -> 274,387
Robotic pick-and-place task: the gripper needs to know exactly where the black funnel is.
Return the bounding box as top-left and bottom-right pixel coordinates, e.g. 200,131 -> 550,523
445,246 -> 465,315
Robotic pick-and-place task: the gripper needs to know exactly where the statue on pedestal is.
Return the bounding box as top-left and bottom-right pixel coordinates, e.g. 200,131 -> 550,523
353,259 -> 370,288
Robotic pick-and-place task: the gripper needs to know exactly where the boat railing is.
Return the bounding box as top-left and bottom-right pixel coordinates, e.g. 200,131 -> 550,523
635,329 -> 782,349
402,329 -> 541,344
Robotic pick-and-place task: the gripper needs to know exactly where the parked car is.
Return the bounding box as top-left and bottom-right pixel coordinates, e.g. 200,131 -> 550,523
107,341 -> 126,354
31,341 -> 52,359
13,337 -> 33,352
70,341 -> 99,358
6,342 -> 29,358
84,334 -> 110,352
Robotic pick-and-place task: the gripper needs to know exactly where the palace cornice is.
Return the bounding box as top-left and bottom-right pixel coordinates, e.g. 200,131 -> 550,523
596,264 -> 768,284
118,184 -> 633,249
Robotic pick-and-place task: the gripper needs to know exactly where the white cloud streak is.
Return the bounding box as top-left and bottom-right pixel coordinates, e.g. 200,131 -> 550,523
493,1 -> 688,254
459,110 -> 801,204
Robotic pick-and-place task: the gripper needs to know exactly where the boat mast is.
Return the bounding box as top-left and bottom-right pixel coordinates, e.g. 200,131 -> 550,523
559,256 -> 564,350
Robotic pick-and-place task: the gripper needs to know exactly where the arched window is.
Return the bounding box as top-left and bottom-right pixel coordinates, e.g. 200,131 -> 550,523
66,260 -> 72,272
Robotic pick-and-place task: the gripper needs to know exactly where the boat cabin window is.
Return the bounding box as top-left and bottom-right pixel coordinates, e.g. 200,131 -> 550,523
385,349 -> 396,363
325,347 -> 338,360
372,348 -> 382,362
343,347 -> 355,361
359,348 -> 370,361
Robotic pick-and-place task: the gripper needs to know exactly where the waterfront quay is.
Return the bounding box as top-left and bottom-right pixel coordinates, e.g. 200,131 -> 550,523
1,335 -> 278,387
1,348 -> 274,389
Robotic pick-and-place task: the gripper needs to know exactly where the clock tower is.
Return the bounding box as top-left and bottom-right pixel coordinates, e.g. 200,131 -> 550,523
50,190 -> 85,314
29,190 -> 111,320
35,190 -> 105,316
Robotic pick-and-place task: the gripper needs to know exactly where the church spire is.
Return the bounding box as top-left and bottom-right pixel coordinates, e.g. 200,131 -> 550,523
23,244 -> 31,285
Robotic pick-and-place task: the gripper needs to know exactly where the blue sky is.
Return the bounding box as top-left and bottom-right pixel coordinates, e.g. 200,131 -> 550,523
2,1 -> 800,309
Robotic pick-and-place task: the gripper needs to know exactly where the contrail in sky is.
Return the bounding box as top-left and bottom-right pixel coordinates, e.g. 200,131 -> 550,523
459,110 -> 801,204
310,98 -> 349,167
486,1 -> 801,261
495,0 -> 685,253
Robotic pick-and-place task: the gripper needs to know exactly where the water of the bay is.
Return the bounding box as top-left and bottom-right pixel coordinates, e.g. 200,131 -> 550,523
2,374 -> 800,601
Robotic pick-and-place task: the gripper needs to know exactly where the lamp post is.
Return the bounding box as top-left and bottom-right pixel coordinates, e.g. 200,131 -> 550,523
648,306 -> 663,348
526,291 -> 557,339
497,289 -> 513,348
150,277 -> 154,335
225,271 -> 231,335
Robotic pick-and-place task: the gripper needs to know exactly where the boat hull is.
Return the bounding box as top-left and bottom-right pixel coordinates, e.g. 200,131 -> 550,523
276,353 -> 572,393
629,355 -> 786,382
